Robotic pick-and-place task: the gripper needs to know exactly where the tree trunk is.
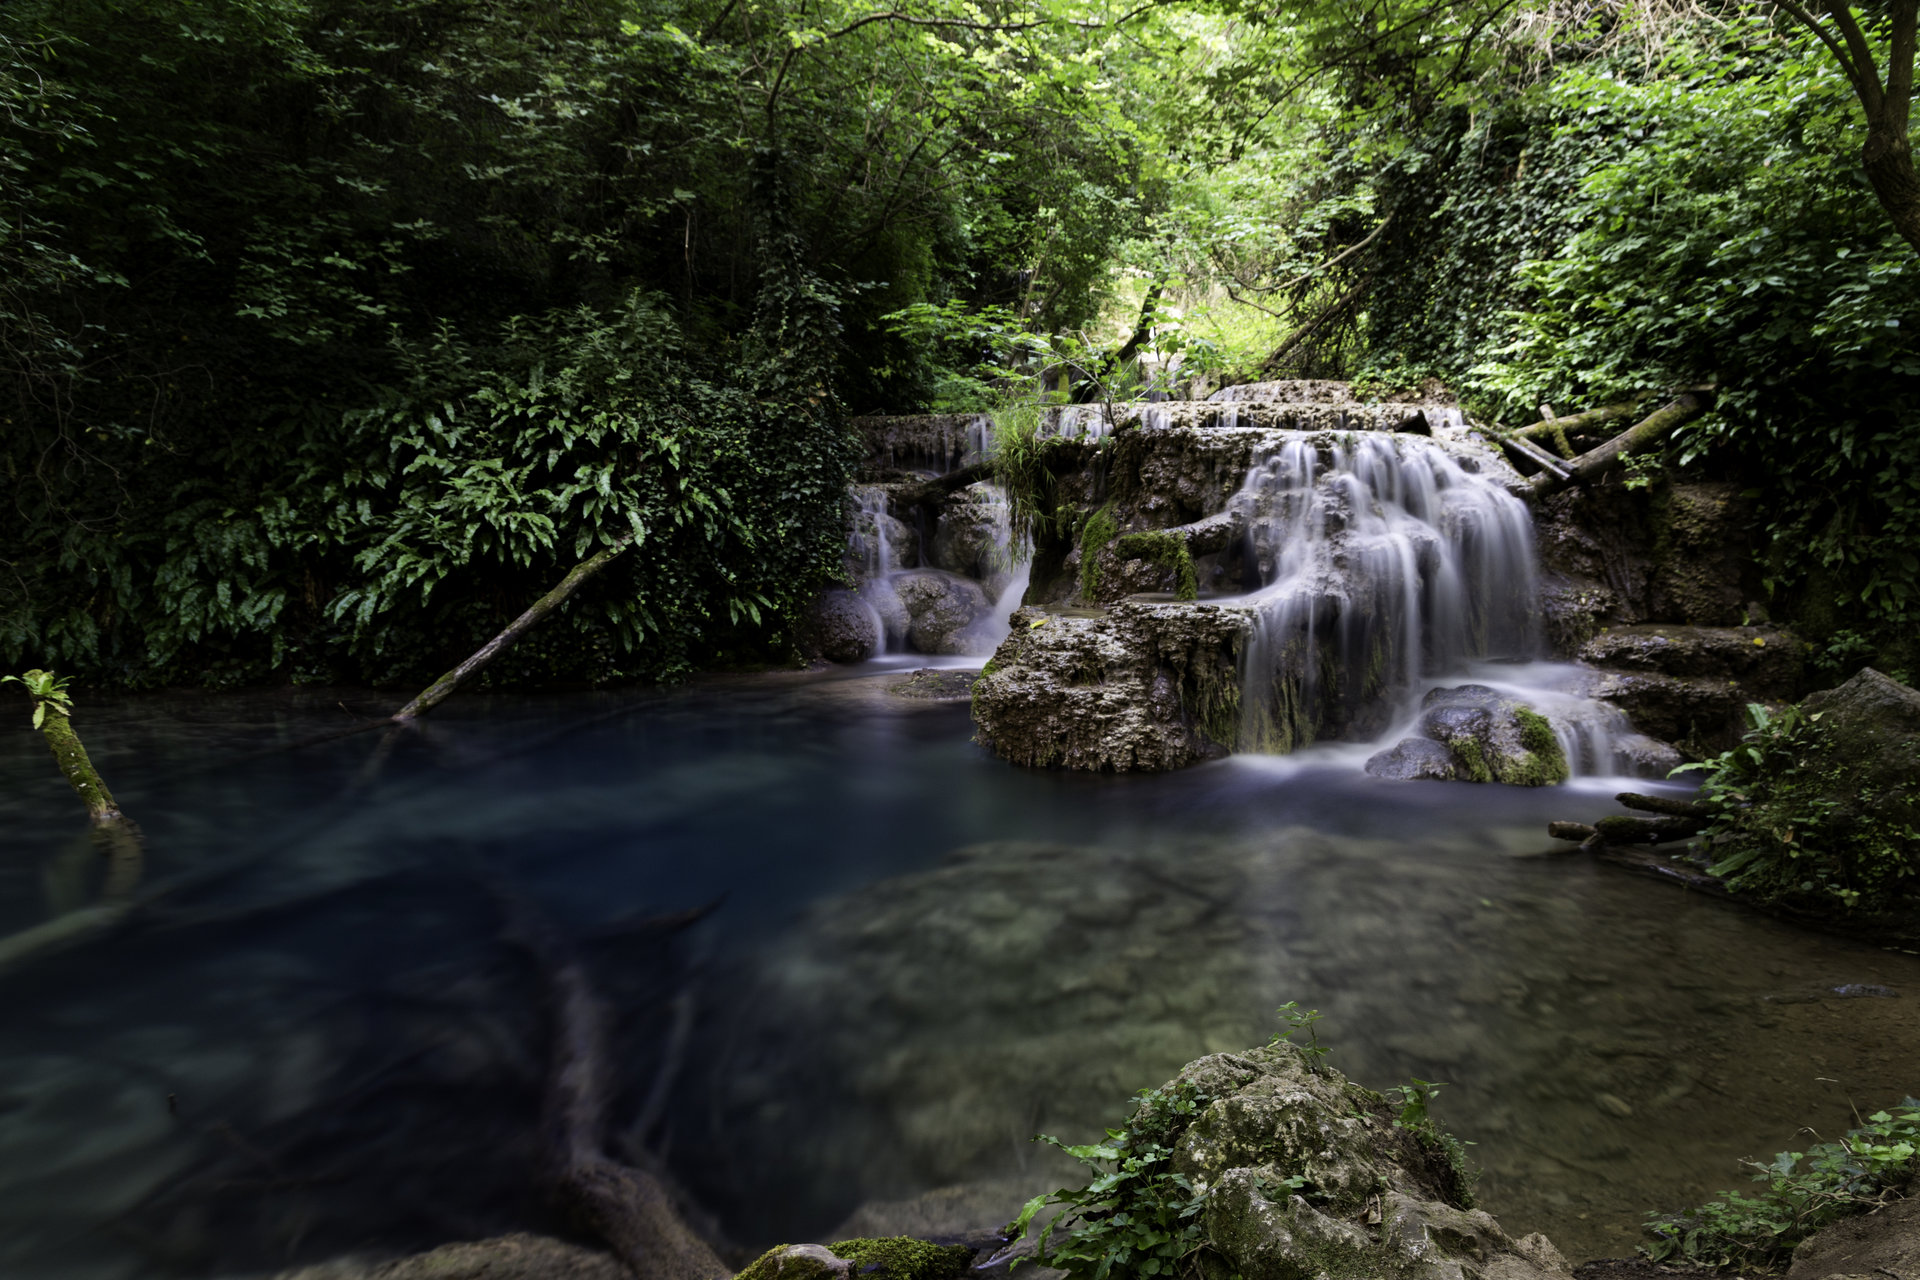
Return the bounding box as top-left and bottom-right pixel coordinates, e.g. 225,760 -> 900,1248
37,708 -> 123,825
1617,791 -> 1712,819
1864,106 -> 1920,254
393,532 -> 637,722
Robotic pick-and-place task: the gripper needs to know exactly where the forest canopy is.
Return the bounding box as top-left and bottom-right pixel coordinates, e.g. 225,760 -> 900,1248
3,0 -> 1917,687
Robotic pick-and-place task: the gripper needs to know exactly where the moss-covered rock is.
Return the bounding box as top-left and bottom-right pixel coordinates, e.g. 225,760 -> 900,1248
737,1244 -> 855,1280
1363,687 -> 1568,786
828,1236 -> 974,1280
736,1238 -> 974,1280
969,603 -> 1250,771
1084,1044 -> 1575,1280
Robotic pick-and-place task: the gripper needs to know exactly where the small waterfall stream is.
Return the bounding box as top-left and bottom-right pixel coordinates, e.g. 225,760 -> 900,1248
1217,431 -> 1643,775
1228,433 -> 1538,749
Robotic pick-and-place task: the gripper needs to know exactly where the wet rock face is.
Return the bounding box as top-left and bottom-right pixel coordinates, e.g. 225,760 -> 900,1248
1153,1045 -> 1574,1280
893,570 -> 995,656
1364,735 -> 1462,782
1578,624 -> 1803,753
1366,686 -> 1569,786
930,483 -> 1013,597
970,603 -> 1249,771
1800,667 -> 1920,831
801,589 -> 880,664
1532,481 -> 1762,655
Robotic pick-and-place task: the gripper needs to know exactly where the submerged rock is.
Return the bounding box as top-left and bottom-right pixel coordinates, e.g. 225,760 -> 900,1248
888,669 -> 979,701
971,603 -> 1249,771
1366,686 -> 1569,786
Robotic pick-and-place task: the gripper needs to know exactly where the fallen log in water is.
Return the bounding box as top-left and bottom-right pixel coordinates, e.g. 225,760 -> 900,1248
395,531 -> 638,721
1617,791 -> 1711,819
1594,813 -> 1707,845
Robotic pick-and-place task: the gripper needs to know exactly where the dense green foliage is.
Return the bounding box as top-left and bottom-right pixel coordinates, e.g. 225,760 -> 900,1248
1676,701 -> 1919,911
0,0 -> 1160,687
8,0 -> 1920,684
1008,1078 -> 1215,1280
1356,12 -> 1920,662
1645,1100 -> 1920,1271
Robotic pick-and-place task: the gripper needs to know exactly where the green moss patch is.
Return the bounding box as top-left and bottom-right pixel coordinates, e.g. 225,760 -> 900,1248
1111,530 -> 1198,600
1078,504 -> 1120,601
830,1238 -> 974,1280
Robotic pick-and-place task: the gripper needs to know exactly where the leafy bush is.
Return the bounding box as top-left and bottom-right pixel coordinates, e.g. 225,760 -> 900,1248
1645,1100 -> 1920,1271
1676,703 -> 1920,910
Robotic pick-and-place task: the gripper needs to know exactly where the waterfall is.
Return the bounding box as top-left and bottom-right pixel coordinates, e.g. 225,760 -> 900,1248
1226,433 -> 1539,752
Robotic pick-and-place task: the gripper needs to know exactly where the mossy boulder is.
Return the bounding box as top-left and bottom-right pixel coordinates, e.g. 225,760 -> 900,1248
801,590 -> 881,664
1364,686 -> 1569,786
736,1239 -> 973,1280
1800,667 -> 1920,832
1145,1044 -> 1573,1280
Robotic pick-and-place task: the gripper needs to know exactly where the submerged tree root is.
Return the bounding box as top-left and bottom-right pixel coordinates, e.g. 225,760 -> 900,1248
495,885 -> 729,1280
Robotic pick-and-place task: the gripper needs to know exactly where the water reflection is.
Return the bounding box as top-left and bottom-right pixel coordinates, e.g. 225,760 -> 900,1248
0,673 -> 1913,1277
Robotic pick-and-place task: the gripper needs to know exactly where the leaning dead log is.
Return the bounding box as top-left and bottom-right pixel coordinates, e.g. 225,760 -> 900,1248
1547,821 -> 1598,843
497,886 -> 729,1280
393,531 -> 637,721
6,671 -> 147,908
1514,398 -> 1649,456
1529,390 -> 1716,497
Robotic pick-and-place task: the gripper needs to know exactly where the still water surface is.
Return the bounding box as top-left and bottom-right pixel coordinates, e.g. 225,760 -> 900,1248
1,670 -> 1915,1277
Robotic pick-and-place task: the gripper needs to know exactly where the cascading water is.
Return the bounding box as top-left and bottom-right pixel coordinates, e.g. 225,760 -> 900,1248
1229,433 -> 1538,751
1221,431 -> 1641,774
847,470 -> 1029,661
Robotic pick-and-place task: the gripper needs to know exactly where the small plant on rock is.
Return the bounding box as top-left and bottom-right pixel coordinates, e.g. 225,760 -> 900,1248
1006,1078 -> 1215,1280
1271,1000 -> 1328,1071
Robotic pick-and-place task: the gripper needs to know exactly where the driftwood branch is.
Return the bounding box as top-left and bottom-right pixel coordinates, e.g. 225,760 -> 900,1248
1529,390 -> 1715,497
1617,791 -> 1711,819
394,532 -> 637,722
1487,430 -> 1572,482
